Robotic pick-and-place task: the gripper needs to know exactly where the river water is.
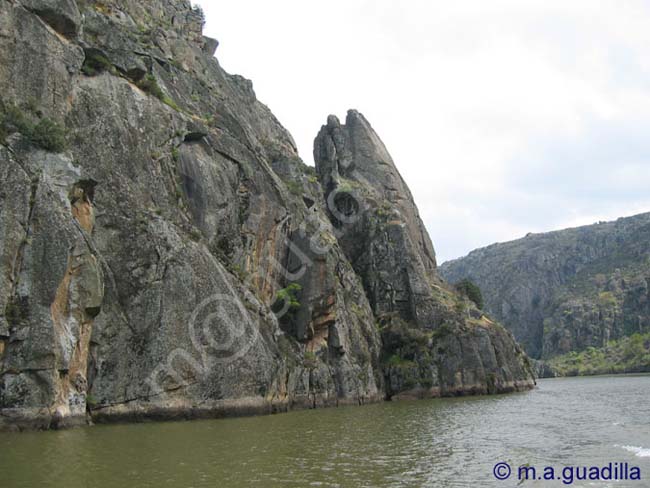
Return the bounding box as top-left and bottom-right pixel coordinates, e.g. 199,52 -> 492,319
2,375 -> 649,487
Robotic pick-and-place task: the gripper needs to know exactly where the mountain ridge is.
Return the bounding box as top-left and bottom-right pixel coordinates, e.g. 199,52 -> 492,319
441,212 -> 650,368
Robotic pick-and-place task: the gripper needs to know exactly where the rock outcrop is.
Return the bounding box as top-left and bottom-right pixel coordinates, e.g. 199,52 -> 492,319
440,213 -> 650,362
0,0 -> 534,430
314,111 -> 534,399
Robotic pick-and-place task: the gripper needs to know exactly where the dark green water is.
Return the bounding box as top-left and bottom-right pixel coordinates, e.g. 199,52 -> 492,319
2,375 -> 649,487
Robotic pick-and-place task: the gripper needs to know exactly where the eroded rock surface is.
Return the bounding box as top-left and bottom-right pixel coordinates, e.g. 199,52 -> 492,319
314,111 -> 535,399
0,0 -> 534,430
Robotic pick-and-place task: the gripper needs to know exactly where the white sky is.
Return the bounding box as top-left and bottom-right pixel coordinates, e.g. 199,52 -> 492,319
194,0 -> 650,263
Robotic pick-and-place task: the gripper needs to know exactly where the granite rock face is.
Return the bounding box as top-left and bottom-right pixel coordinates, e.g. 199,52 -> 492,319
314,111 -> 534,399
21,0 -> 82,38
0,0 -> 533,430
440,213 -> 650,360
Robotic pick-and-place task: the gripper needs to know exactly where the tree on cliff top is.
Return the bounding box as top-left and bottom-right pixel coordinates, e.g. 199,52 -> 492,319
455,279 -> 484,310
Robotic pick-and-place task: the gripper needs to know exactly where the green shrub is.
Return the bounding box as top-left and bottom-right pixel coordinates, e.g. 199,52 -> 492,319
431,322 -> 453,340
228,263 -> 248,282
273,283 -> 302,314
303,351 -> 318,369
598,291 -> 618,308
137,74 -> 182,112
386,354 -> 416,368
0,102 -> 66,152
169,59 -> 184,71
548,331 -> 650,376
30,118 -> 67,152
137,74 -> 165,100
454,297 -> 466,314
2,103 -> 31,135
455,279 -> 484,309
82,52 -> 113,76
86,394 -> 98,408
380,317 -> 429,364
162,96 -> 181,112
284,180 -> 303,196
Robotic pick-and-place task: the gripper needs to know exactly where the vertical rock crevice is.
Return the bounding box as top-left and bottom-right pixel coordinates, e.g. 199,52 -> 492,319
49,179 -> 104,426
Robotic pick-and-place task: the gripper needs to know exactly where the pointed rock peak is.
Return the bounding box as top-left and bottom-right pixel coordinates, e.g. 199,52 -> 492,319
313,109 -> 437,272
326,114 -> 341,129
314,109 -> 411,201
344,108 -> 366,126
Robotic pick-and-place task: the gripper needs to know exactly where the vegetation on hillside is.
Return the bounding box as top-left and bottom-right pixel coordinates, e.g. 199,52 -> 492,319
441,214 -> 650,364
548,332 -> 650,376
0,100 -> 67,151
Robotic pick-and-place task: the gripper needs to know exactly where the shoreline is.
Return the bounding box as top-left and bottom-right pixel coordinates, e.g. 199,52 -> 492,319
535,363 -> 650,379
0,379 -> 536,433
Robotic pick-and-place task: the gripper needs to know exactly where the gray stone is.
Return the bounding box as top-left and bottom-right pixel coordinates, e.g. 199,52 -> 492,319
0,0 -> 534,430
20,0 -> 81,38
202,36 -> 219,56
314,110 -> 535,398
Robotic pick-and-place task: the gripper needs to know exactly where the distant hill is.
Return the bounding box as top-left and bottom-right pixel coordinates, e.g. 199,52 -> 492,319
440,213 -> 650,373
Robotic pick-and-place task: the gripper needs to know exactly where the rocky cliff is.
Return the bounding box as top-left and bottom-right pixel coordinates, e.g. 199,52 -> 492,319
313,112 -> 533,399
440,213 -> 650,365
0,0 -> 534,431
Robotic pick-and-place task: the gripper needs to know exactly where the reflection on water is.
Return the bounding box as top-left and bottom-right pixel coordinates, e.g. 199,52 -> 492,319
2,375 -> 649,487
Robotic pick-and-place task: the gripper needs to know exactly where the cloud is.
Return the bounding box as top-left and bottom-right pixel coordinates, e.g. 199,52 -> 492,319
194,0 -> 650,263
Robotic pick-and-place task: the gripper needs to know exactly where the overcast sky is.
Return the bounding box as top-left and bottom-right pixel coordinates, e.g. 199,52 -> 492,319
194,0 -> 650,263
